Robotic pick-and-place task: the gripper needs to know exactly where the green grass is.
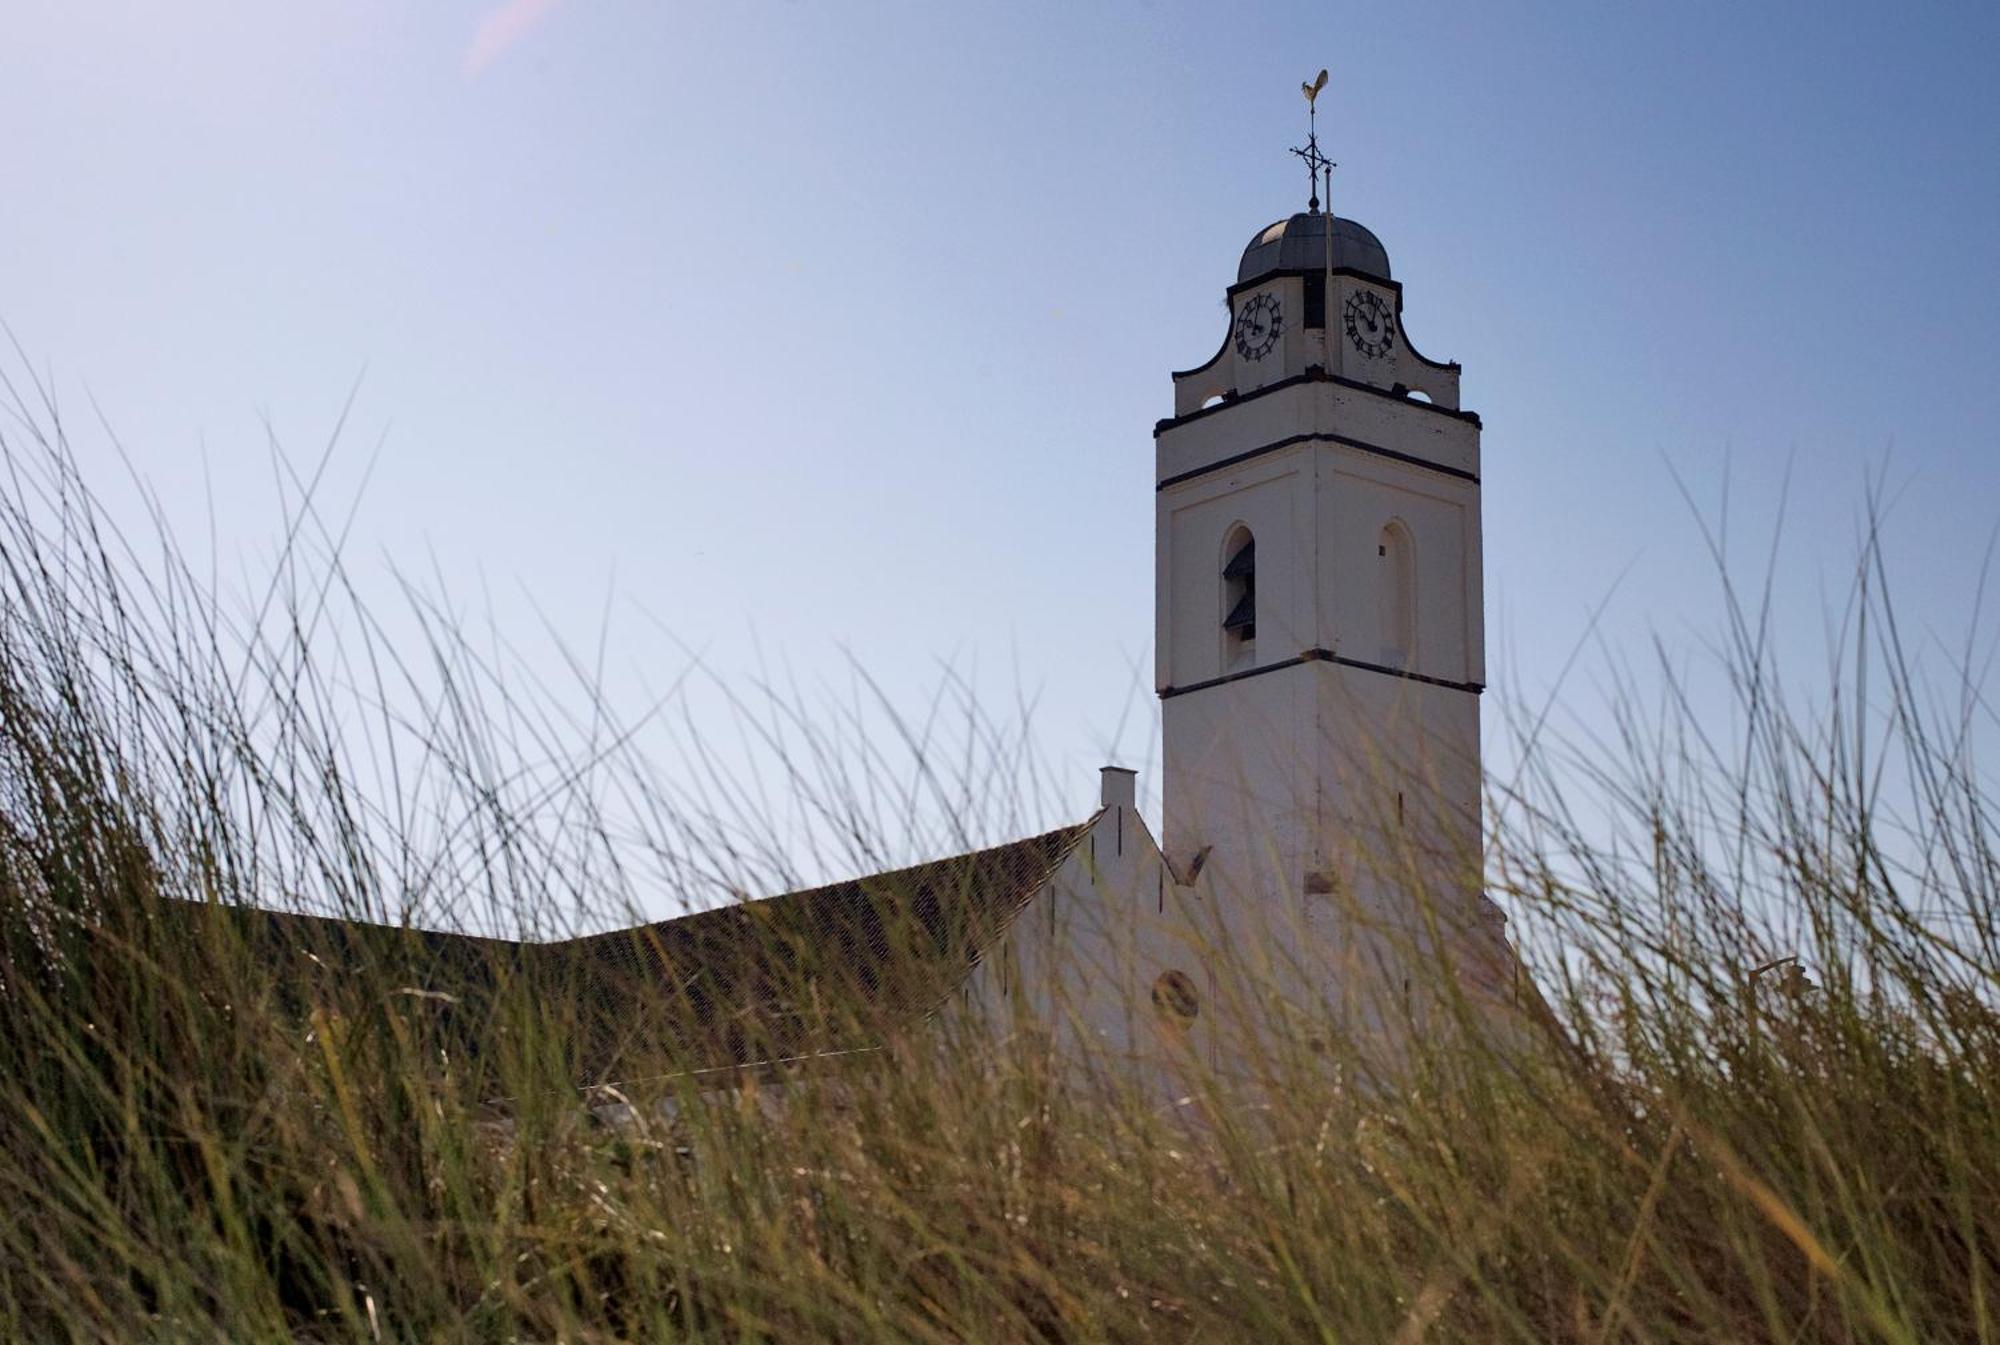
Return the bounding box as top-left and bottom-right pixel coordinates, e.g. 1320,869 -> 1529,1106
1,377 -> 1996,1343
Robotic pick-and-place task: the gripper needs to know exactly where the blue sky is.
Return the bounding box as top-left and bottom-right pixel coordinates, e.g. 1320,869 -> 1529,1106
5,2 -> 1998,904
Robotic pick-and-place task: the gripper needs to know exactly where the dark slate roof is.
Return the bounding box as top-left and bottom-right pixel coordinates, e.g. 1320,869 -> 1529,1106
146,900 -> 526,997
546,823 -> 1090,1078
1239,213 -> 1392,284
150,823 -> 1091,1084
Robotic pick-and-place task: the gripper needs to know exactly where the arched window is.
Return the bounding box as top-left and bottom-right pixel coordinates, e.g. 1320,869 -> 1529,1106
1221,526 -> 1256,655
1377,520 -> 1415,666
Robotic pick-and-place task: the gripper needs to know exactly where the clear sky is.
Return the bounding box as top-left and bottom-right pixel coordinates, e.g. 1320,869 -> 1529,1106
5,2 -> 1998,907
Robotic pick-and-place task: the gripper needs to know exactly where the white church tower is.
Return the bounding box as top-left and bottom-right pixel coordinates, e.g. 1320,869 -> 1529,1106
1156,103 -> 1497,1023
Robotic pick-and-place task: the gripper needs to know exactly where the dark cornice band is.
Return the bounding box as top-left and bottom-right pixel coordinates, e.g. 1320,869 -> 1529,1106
1155,366 -> 1482,436
1157,430 -> 1478,492
1158,647 -> 1484,700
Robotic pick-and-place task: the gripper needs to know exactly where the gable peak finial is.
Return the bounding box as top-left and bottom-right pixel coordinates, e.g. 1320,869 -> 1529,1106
1290,68 -> 1335,215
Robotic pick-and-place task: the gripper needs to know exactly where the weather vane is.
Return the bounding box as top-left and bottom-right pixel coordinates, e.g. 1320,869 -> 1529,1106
1290,68 -> 1334,214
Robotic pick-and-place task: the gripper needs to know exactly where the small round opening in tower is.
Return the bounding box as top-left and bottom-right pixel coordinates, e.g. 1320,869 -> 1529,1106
1152,969 -> 1201,1026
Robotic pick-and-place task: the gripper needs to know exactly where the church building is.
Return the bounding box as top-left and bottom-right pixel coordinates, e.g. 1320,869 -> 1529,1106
531,122 -> 1526,1084
161,119 -> 1529,1089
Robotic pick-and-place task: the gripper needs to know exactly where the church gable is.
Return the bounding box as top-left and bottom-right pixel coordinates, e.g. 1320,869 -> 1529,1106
967,772 -> 1225,1087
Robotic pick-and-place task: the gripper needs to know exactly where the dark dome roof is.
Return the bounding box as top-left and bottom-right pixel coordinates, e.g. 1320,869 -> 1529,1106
1238,213 -> 1391,284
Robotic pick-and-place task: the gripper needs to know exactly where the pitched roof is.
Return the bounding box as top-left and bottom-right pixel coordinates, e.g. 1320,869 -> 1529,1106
546,822 -> 1092,1077
147,822 -> 1093,1082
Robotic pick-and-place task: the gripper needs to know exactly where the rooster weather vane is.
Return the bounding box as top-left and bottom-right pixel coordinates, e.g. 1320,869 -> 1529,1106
1290,68 -> 1335,214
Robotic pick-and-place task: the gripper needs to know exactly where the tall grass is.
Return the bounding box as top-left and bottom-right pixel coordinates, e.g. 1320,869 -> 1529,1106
1,373 -> 1995,1342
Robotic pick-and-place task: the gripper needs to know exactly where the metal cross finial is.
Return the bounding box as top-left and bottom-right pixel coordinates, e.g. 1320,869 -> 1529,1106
1289,68 -> 1335,214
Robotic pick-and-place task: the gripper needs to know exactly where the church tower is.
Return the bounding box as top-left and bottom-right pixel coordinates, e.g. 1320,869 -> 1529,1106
1156,120 -> 1488,1011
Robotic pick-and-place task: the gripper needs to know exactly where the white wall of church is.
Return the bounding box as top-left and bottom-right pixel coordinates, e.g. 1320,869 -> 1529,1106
1161,663 -> 1479,902
1161,667 -> 1315,885
1158,446 -> 1312,689
1317,452 -> 1482,686
1156,437 -> 1482,700
961,775 -> 1224,1099
1158,381 -> 1479,487
945,749 -> 1512,1099
1310,664 -> 1482,895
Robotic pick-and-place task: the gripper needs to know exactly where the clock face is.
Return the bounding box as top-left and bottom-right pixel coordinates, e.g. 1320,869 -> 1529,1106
1233,292 -> 1283,361
1343,290 -> 1396,358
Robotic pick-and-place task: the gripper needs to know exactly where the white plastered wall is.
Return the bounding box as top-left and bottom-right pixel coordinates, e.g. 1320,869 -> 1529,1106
958,783 -> 1261,1101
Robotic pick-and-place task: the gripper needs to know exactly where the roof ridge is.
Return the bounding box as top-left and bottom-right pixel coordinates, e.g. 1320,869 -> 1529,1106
554,818 -> 1097,943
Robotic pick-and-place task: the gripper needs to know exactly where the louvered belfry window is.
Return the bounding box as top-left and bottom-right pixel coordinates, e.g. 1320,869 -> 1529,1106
1222,533 -> 1256,644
